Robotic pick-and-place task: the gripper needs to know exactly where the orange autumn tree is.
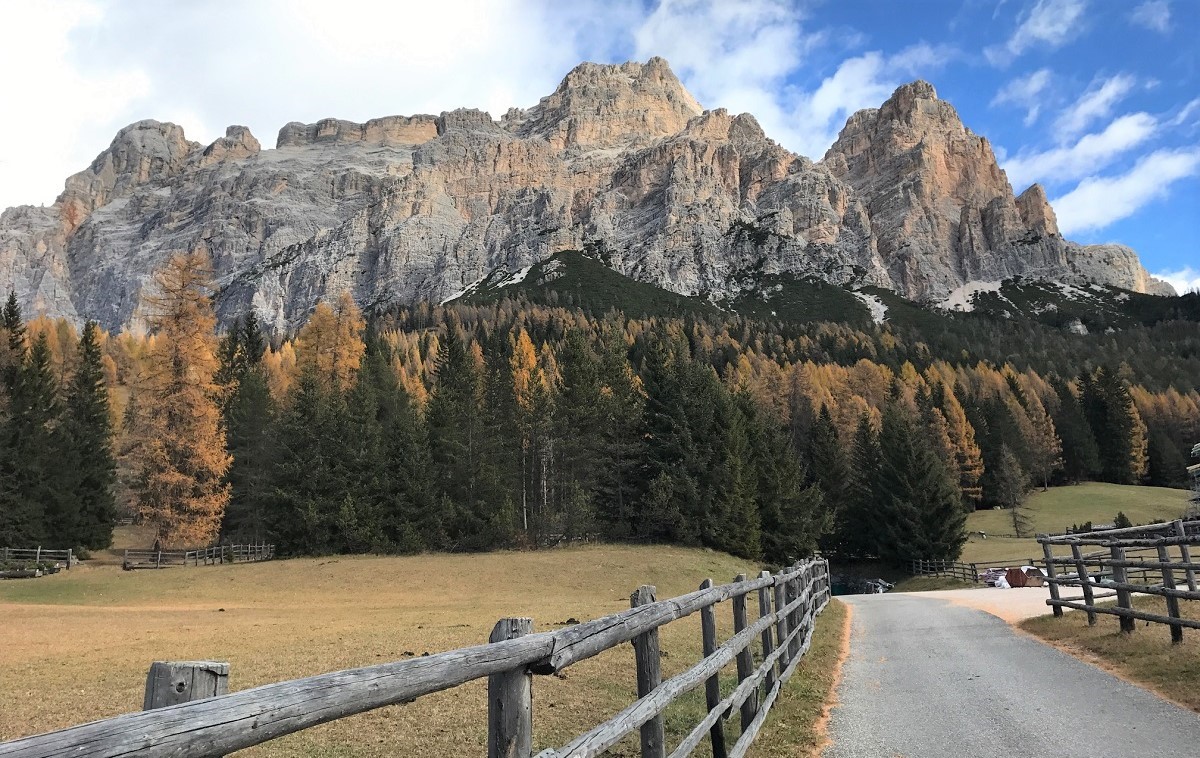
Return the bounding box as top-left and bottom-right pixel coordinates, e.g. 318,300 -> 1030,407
294,291 -> 366,392
132,251 -> 231,546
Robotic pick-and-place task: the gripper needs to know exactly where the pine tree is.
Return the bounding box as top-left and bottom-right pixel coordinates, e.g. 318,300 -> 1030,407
0,333 -> 66,546
1,291 -> 26,390
1083,367 -> 1147,484
874,403 -> 965,563
833,413 -> 881,559
220,314 -> 276,543
1050,377 -> 1101,483
62,322 -> 118,549
991,444 -> 1030,512
132,252 -> 231,546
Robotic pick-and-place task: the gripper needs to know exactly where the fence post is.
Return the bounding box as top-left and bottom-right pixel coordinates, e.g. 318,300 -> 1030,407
488,618 -> 533,758
156,549 -> 162,570
144,661 -> 229,710
786,564 -> 800,658
1040,538 -> 1062,617
1110,546 -> 1136,634
757,570 -> 776,693
731,574 -> 755,730
698,579 -> 727,758
773,572 -> 790,678
1173,520 -> 1197,592
1155,545 -> 1184,644
1069,543 -> 1095,625
630,586 -> 665,758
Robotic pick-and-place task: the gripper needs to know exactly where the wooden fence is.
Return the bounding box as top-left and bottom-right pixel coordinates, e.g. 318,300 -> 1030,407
0,558 -> 830,758
1039,519 -> 1199,643
0,547 -> 75,568
908,557 -> 1043,583
122,543 -> 274,570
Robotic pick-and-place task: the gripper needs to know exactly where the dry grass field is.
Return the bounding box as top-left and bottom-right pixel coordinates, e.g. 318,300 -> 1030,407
0,543 -> 846,756
1021,596 -> 1200,712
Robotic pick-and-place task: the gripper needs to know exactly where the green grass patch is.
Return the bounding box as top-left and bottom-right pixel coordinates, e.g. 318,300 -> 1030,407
960,483 -> 1191,565
746,598 -> 848,757
1021,596 -> 1200,712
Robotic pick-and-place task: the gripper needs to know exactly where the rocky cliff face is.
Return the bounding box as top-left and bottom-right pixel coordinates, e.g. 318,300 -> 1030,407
0,58 -> 1172,333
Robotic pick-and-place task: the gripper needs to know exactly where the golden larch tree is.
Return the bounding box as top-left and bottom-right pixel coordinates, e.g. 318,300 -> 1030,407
294,290 -> 366,392
133,251 -> 231,546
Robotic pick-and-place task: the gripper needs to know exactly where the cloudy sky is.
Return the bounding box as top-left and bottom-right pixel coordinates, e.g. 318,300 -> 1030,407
2,0 -> 1197,291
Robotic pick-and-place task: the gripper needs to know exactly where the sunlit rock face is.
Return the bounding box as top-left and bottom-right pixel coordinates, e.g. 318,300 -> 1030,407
0,60 -> 1172,333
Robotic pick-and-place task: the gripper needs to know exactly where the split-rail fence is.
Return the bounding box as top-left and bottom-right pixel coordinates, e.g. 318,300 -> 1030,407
0,557 -> 830,758
0,547 -> 75,568
122,543 -> 274,570
1039,518 -> 1199,642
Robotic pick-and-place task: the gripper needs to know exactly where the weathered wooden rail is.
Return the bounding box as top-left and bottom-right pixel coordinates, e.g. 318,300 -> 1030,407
1039,519 -> 1199,643
0,547 -> 75,568
0,558 -> 830,758
907,556 -> 1043,583
122,543 -> 274,570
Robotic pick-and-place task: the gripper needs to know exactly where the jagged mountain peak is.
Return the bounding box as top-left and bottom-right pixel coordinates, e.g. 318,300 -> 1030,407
515,56 -> 703,149
0,59 -> 1175,333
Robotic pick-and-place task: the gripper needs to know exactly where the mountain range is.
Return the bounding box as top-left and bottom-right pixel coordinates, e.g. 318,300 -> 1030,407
0,57 -> 1175,334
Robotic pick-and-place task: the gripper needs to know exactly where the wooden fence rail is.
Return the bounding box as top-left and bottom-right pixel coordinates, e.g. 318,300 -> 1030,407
122,544 -> 274,570
0,547 -> 75,568
908,559 -> 977,582
0,558 -> 830,758
1039,519 -> 1199,643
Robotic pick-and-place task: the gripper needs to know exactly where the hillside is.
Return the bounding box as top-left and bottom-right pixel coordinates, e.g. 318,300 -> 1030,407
959,483 -> 1193,564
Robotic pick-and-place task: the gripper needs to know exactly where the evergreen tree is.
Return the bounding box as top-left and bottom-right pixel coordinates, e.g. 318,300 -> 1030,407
427,327 -> 509,550
1146,430 -> 1187,488
220,314 -> 276,543
61,322 -> 117,549
990,444 -> 1030,511
0,333 -> 66,546
1,291 -> 26,390
1083,367 -> 1147,484
834,413 -> 882,559
1050,377 -> 1101,483
873,403 -> 965,563
708,391 -> 761,558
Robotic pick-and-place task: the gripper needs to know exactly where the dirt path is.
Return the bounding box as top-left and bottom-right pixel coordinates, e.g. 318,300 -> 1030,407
823,593 -> 1199,757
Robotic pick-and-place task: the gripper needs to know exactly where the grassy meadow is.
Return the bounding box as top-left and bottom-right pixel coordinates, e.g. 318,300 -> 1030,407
959,483 -> 1193,565
0,542 -> 846,757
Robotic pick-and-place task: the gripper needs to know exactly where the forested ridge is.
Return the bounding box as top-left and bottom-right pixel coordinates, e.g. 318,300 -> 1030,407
0,252 -> 1197,565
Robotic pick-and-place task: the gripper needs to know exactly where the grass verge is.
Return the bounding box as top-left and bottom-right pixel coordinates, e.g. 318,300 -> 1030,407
1020,596 -> 1200,712
746,598 -> 849,757
892,576 -> 978,592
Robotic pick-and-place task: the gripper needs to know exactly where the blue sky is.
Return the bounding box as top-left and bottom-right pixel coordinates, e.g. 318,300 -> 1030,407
2,0 -> 1196,290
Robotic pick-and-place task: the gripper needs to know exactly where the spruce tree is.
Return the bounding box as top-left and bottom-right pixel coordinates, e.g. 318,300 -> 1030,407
62,322 -> 118,549
0,333 -> 65,546
836,412 -> 882,559
221,346 -> 276,543
1050,377 -> 1101,483
874,403 -> 965,563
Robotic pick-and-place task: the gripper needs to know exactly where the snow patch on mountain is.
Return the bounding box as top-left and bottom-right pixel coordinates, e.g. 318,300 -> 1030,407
939,280 -> 1003,312
853,291 -> 888,324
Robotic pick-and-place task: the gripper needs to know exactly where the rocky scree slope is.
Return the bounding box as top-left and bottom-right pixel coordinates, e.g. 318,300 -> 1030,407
0,57 -> 1172,333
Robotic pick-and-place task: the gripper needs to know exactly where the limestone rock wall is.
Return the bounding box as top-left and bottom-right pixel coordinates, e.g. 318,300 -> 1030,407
0,60 -> 1172,333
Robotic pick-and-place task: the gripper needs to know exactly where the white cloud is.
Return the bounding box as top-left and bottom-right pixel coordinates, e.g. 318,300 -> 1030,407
0,1 -> 150,210
1130,0 -> 1171,33
991,68 -> 1053,125
631,1 -> 950,160
1003,113 -> 1158,190
1055,74 -> 1138,137
1168,98 -> 1200,128
1052,148 -> 1200,234
1153,267 -> 1200,295
985,0 -> 1088,66
0,0 -> 641,210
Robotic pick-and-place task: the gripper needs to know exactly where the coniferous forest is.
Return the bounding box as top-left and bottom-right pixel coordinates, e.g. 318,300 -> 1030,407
1,252 -> 1198,565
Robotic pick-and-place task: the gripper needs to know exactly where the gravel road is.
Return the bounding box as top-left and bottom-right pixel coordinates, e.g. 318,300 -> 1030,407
823,593 -> 1199,757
